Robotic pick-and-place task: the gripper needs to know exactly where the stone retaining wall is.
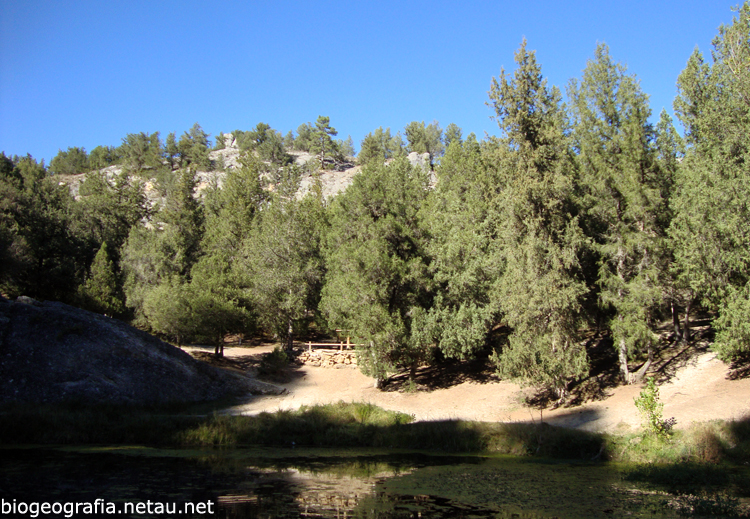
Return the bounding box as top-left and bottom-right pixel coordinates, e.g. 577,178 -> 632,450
297,349 -> 357,368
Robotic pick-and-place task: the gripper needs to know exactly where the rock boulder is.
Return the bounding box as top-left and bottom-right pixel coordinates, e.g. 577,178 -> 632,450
0,297 -> 279,405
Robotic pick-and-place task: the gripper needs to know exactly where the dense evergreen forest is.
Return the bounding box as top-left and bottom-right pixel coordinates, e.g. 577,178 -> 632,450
2,5 -> 749,399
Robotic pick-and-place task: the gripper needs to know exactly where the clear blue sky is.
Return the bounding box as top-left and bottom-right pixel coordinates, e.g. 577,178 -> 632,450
0,0 -> 740,165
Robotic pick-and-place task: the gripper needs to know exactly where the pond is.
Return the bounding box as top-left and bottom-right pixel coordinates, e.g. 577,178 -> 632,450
1,446 -> 747,518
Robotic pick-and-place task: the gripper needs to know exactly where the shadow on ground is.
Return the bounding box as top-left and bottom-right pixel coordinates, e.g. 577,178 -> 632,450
380,356 -> 500,393
728,352 -> 750,381
189,346 -> 308,386
523,316 -> 718,410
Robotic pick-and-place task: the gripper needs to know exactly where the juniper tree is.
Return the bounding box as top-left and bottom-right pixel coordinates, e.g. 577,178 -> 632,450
241,165 -> 327,352
414,133 -> 501,361
487,40 -> 589,400
120,132 -> 163,174
0,155 -> 86,301
358,127 -> 403,165
568,43 -> 669,383
161,167 -> 204,278
404,121 -> 444,163
89,145 -> 120,170
165,132 -> 179,169
178,123 -> 211,169
74,170 -> 149,266
49,147 -> 89,175
246,123 -> 291,165
320,156 -> 432,386
670,3 -> 750,360
188,154 -> 268,352
79,241 -> 124,316
121,168 -> 204,330
654,110 -> 687,341
443,123 -> 463,149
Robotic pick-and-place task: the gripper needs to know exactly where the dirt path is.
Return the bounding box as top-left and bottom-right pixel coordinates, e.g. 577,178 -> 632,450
184,345 -> 750,433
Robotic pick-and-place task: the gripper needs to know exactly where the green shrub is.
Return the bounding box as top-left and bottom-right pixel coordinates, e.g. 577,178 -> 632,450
258,346 -> 288,376
634,376 -> 675,441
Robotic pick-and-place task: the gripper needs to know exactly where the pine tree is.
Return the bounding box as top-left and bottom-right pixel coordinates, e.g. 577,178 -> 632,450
311,116 -> 338,161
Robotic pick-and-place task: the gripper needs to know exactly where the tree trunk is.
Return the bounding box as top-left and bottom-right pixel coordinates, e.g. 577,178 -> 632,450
683,299 -> 692,344
630,344 -> 653,384
671,299 -> 682,341
619,336 -> 630,384
286,316 -> 294,353
616,245 -> 629,383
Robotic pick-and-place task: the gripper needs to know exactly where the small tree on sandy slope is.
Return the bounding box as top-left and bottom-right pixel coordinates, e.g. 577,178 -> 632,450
310,116 -> 338,161
634,376 -> 675,440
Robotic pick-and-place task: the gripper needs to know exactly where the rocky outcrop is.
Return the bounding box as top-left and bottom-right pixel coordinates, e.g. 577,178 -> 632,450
407,151 -> 431,171
0,296 -> 281,405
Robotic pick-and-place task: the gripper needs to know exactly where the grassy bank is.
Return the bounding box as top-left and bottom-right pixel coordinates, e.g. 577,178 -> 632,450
2,401 -> 749,464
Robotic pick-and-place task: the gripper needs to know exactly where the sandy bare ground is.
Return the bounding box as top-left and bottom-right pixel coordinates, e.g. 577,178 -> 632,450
183,343 -> 750,434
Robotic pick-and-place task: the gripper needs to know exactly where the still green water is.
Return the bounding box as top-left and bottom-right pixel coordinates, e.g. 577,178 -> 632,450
1,446 -> 747,518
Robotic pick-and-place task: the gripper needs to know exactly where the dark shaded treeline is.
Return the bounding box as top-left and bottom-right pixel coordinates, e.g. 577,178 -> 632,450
2,4 -> 749,397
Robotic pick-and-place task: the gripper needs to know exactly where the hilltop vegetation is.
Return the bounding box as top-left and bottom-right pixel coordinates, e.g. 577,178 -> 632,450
2,4 -> 750,400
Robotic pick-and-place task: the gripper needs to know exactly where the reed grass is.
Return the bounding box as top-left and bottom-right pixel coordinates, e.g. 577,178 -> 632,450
2,401 -> 748,466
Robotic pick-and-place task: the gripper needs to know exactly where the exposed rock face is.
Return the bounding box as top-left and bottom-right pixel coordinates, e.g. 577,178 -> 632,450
57,148 -> 362,206
222,132 -> 237,149
407,151 -> 431,171
0,297 -> 280,405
